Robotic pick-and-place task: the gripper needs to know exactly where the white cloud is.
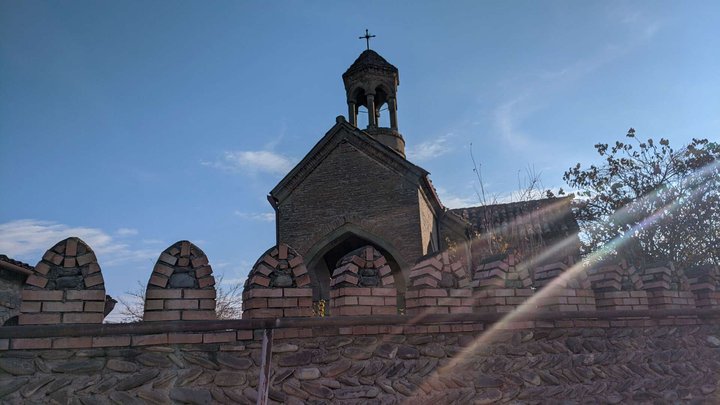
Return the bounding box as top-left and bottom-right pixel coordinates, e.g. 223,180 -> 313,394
406,134 -> 454,162
233,211 -> 275,222
0,219 -> 156,267
116,228 -> 138,236
435,187 -> 477,209
203,150 -> 295,176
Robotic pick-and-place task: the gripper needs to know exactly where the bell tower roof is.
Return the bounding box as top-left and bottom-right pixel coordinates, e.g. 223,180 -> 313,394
343,50 -> 399,80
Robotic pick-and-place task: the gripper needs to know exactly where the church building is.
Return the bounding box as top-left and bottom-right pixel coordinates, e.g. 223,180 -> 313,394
261,45 -> 577,305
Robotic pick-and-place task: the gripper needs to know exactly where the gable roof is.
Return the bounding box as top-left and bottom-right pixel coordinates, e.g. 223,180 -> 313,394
0,254 -> 34,276
450,196 -> 578,241
270,116 -> 441,211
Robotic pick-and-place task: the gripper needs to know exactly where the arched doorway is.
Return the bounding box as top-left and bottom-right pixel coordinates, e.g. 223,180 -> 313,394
304,224 -> 408,301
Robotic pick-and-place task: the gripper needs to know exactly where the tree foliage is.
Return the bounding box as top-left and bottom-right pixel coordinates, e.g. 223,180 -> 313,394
563,129 -> 720,268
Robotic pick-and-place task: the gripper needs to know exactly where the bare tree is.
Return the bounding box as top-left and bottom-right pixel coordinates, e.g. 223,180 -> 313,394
118,274 -> 243,322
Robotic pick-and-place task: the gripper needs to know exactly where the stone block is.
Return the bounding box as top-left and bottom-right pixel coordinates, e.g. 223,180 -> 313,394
21,289 -> 63,301
84,274 -> 104,288
165,299 -> 199,310
143,310 -> 181,321
132,334 -> 169,346
62,312 -> 104,324
198,276 -> 215,288
154,263 -> 174,277
25,274 -> 48,288
148,274 -> 168,288
181,310 -> 216,320
43,301 -> 84,312
19,313 -> 61,325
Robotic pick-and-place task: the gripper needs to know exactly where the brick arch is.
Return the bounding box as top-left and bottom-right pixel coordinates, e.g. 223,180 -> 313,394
330,245 -> 394,288
143,240 -> 216,321
242,244 -> 313,319
20,237 -> 106,325
304,223 -> 409,301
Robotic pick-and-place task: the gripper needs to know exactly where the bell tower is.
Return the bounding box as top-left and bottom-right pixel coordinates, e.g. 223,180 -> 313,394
342,33 -> 405,157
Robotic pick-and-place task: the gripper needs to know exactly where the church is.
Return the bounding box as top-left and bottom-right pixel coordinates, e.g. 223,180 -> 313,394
245,42 -> 578,313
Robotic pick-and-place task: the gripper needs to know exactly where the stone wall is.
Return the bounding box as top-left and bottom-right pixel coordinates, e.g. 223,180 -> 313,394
1,315 -> 719,404
0,270 -> 23,325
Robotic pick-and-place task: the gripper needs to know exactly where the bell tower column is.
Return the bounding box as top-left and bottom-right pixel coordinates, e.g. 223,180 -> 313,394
389,97 -> 398,130
366,93 -> 376,128
347,101 -> 357,126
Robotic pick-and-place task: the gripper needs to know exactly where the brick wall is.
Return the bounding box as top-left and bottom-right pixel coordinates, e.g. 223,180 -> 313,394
19,238 -> 106,325
277,139 -> 426,269
242,244 -> 313,319
144,241 -> 217,321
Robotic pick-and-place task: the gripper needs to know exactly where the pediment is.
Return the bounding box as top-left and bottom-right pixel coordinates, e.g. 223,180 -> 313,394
270,118 -> 430,204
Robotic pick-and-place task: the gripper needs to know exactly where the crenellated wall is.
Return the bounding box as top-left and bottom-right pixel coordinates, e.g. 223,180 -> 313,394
2,238 -> 720,403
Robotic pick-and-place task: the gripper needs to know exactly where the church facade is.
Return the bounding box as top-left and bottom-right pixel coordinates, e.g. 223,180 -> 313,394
266,49 -> 472,303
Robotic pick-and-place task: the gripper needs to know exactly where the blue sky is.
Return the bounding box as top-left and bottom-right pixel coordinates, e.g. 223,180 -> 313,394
1,1 -> 718,319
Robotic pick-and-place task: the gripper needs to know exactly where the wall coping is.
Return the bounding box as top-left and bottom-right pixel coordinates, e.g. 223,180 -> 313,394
1,308 -> 719,339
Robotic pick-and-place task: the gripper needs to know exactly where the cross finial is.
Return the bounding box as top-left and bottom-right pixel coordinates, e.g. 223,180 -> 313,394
359,29 -> 376,50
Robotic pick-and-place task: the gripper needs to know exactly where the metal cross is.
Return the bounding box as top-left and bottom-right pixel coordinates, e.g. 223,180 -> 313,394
359,29 -> 376,50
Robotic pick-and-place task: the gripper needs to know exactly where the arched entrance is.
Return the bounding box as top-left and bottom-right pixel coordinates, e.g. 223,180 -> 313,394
304,224 -> 408,301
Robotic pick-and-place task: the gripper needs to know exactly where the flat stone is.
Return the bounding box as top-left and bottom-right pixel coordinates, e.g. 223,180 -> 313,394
152,371 -> 178,389
321,359 -> 351,377
300,382 -> 334,400
282,380 -> 309,400
273,343 -> 299,353
137,353 -> 173,368
52,359 -> 105,374
217,353 -> 253,370
279,351 -> 313,367
106,359 -> 138,373
46,376 -> 73,394
169,387 -> 212,405
474,388 -> 503,404
0,358 -> 35,375
182,354 -> 219,370
374,343 -> 397,359
115,369 -> 160,391
169,273 -> 196,288
78,395 -> 111,405
343,347 -> 372,360
392,379 -> 415,396
396,346 -> 420,360
474,376 -> 503,388
176,368 -> 204,386
420,343 -> 446,358
0,378 -> 28,398
295,367 -> 320,380
109,391 -> 144,405
520,370 -> 541,386
706,336 -> 720,348
408,335 -> 433,345
268,388 -> 287,402
273,274 -> 293,288
335,386 -> 380,399
20,375 -> 54,398
137,389 -> 170,404
214,371 -> 246,387
701,385 -> 716,395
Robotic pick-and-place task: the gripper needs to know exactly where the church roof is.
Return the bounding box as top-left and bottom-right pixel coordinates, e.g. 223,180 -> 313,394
343,50 -> 399,79
450,196 -> 579,241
